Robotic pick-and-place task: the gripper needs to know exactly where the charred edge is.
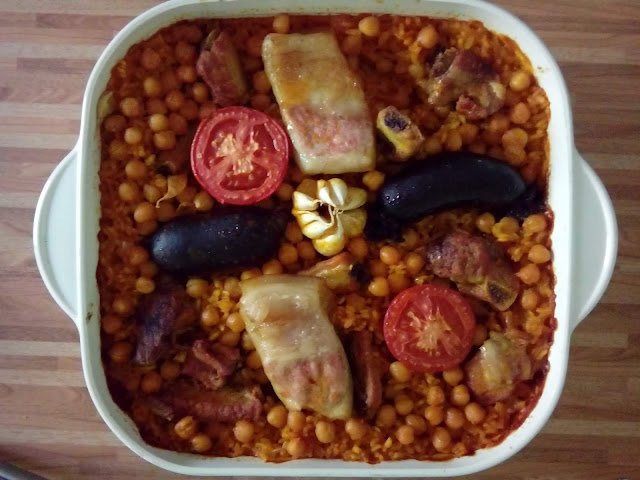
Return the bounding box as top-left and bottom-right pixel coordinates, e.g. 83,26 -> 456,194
383,110 -> 409,132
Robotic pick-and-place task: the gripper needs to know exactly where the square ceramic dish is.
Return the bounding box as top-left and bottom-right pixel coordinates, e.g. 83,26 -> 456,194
33,0 -> 618,476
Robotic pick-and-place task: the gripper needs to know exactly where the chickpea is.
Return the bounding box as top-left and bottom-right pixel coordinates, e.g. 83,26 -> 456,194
297,241 -> 316,261
251,93 -> 271,111
267,404 -> 288,428
240,268 -> 261,281
223,277 -> 242,299
135,277 -> 155,294
146,97 -> 167,115
241,331 -> 255,351
165,90 -> 185,112
103,114 -> 126,133
417,25 -> 439,49
123,127 -> 143,145
252,70 -> 272,94
445,129 -> 463,151
287,411 -> 306,433
176,186 -> 196,204
141,48 -> 161,70
396,425 -> 415,445
362,170 -> 385,191
176,64 -> 197,83
315,421 -> 336,443
225,312 -> 244,334
136,219 -> 157,236
476,212 -> 496,234
510,102 -> 531,125
458,123 -> 479,144
443,367 -> 464,386
394,394 -> 414,416
286,438 -> 305,458
278,243 -> 299,265
389,362 -> 412,383
450,384 -> 471,407
405,414 -> 427,434
379,245 -> 402,265
194,191 -> 214,212
186,278 -> 208,298
424,405 -> 444,426
125,159 -> 147,180
262,259 -> 284,275
200,305 -> 221,327
376,404 -> 397,428
473,323 -> 488,346
523,214 -> 547,234
160,361 -> 181,381
427,385 -> 445,406
521,288 -> 540,311
432,426 -> 451,451
488,113 -> 511,134
468,141 -> 487,154
175,416 -> 198,439
517,263 -> 541,285
153,131 -> 177,150
109,341 -> 133,363
502,128 -> 529,150
191,433 -> 212,453
423,136 -> 442,155
247,35 -> 264,58
233,420 -> 255,443
219,329 -> 240,347
133,202 -> 156,223
345,418 -> 368,441
510,70 -> 531,92
346,237 -> 368,259
368,277 -> 390,297
175,40 -> 196,64
120,97 -> 143,117
404,252 -> 425,275
143,184 -> 162,204
168,113 -> 188,135
156,201 -> 176,222
273,14 -> 290,34
127,245 -> 148,266
528,244 -> 551,264
464,402 -> 486,425
192,82 -> 209,103
358,16 -> 380,37
445,407 -> 465,429
118,181 -> 140,203
341,34 -> 362,55
275,182 -> 294,201
101,315 -> 122,335
112,296 -> 134,316
108,139 -> 128,160
388,273 -> 411,293
140,371 -> 162,394
284,223 -> 303,244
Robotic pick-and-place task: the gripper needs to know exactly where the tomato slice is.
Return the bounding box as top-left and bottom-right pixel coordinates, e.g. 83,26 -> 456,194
191,106 -> 289,205
383,284 -> 476,373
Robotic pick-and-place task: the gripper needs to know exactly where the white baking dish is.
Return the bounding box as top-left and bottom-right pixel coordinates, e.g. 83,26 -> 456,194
32,0 -> 618,476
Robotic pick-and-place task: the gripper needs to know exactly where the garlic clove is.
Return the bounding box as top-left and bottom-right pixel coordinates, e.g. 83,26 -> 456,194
313,223 -> 347,257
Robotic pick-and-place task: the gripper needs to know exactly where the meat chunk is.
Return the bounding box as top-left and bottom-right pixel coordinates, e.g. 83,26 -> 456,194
196,29 -> 248,107
426,230 -> 520,311
133,278 -> 195,365
182,340 -> 239,390
156,126 -> 196,175
300,252 -> 360,292
159,382 -> 262,423
465,331 -> 532,404
421,48 -> 505,120
239,275 -> 353,419
262,32 -> 375,175
346,331 -> 382,419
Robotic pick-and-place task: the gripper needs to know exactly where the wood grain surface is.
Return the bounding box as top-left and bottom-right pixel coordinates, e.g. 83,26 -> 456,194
0,0 -> 638,479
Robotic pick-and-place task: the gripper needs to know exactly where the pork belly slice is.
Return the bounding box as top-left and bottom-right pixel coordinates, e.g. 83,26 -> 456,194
182,340 -> 240,390
262,32 -> 375,175
239,274 -> 353,419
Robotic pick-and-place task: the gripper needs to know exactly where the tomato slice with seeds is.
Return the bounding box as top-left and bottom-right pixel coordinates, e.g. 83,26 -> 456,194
383,284 -> 476,373
191,106 -> 289,205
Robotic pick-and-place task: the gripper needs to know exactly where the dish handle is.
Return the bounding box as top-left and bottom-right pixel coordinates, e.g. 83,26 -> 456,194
33,146 -> 79,327
570,149 -> 618,332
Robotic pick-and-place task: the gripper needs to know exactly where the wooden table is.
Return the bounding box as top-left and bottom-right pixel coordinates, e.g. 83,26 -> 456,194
0,0 -> 638,478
